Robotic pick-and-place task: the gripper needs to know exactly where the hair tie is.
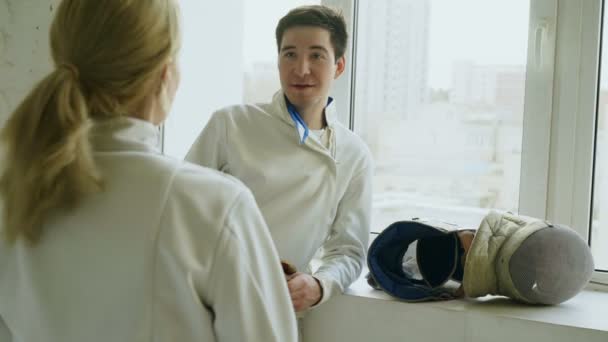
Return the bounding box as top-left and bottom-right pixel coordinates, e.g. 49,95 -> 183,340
58,63 -> 80,79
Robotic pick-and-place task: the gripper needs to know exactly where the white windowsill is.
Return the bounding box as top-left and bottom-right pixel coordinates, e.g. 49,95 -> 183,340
345,275 -> 608,331
301,272 -> 608,342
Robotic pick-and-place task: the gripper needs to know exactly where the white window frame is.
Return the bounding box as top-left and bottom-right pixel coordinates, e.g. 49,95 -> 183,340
519,0 -> 558,219
322,0 -> 357,127
329,0 -> 608,284
162,0 -> 608,283
546,0 -> 607,283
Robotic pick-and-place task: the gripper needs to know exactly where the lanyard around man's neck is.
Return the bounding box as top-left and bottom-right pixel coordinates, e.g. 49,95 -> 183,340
285,96 -> 333,144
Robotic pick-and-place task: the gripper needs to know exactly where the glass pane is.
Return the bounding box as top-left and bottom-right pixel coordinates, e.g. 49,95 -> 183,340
354,0 -> 530,232
591,4 -> 608,272
163,0 -> 320,158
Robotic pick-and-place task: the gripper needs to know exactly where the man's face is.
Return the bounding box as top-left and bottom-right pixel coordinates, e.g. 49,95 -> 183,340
278,26 -> 345,111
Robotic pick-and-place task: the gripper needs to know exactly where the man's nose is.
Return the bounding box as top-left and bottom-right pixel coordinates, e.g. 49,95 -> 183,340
294,58 -> 311,77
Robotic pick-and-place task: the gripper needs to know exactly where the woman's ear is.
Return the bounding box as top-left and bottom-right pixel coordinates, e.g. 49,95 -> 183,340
157,60 -> 180,96
157,63 -> 170,94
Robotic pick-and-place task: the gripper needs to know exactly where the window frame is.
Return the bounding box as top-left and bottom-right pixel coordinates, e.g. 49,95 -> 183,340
322,0 -> 358,127
330,0 -> 608,283
543,0 -> 607,281
161,0 -> 608,283
518,0 -> 558,219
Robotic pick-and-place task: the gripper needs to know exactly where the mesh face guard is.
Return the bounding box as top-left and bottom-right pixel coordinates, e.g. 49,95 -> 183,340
508,225 -> 594,304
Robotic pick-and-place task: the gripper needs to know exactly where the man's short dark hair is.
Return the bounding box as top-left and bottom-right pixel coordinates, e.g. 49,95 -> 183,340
275,5 -> 348,62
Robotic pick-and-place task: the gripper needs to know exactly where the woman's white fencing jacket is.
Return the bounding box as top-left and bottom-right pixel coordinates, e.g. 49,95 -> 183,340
0,117 -> 297,342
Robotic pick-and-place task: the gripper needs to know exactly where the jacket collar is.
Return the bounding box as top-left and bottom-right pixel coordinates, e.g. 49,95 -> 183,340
90,116 -> 161,153
271,90 -> 338,129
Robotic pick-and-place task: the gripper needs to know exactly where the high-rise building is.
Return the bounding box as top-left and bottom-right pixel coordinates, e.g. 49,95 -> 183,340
356,0 -> 430,121
451,60 -> 525,114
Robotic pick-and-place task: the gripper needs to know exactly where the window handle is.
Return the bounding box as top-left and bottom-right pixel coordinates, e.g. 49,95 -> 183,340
534,19 -> 549,69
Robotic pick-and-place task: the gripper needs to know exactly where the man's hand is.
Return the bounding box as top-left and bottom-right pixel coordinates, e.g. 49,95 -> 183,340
286,272 -> 323,312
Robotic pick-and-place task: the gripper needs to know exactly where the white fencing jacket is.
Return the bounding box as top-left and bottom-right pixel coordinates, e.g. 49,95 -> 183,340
0,117 -> 297,342
186,91 -> 373,305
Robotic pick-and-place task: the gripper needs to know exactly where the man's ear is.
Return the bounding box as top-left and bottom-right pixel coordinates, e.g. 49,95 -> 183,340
334,56 -> 346,79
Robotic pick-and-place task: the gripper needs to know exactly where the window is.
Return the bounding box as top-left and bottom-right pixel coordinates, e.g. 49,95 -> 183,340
164,0 -> 607,281
352,0 -> 530,232
543,0 -> 606,281
351,0 -> 606,280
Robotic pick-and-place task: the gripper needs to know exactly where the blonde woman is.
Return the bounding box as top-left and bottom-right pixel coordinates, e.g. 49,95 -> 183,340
0,1 -> 297,341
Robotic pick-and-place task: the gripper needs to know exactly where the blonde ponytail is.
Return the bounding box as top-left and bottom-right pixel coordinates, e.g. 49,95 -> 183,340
1,65 -> 102,243
1,0 -> 180,243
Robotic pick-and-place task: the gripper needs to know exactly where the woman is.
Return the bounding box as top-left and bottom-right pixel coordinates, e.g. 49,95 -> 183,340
0,1 -> 297,341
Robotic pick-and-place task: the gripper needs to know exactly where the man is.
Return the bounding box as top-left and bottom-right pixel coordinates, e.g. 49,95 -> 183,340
186,5 -> 373,312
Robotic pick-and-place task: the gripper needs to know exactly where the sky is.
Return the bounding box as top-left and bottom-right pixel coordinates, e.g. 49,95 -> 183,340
427,0 -> 529,88
241,0 -> 530,88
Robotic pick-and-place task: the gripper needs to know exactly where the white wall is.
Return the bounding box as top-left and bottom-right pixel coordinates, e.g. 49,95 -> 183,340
0,0 -> 246,160
0,0 -> 56,127
163,0 -> 245,158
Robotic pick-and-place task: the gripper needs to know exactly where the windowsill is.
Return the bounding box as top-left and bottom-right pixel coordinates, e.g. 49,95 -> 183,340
345,275 -> 608,332
301,272 -> 608,342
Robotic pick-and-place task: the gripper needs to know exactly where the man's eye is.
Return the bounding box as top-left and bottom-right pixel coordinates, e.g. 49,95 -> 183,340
312,53 -> 323,60
283,52 -> 296,58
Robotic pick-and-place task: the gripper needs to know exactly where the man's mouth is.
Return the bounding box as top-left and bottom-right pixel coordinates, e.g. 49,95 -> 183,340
292,84 -> 314,89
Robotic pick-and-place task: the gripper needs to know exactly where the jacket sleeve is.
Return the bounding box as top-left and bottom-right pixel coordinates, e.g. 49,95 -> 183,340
207,189 -> 298,342
0,316 -> 9,341
313,157 -> 374,306
185,110 -> 227,171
